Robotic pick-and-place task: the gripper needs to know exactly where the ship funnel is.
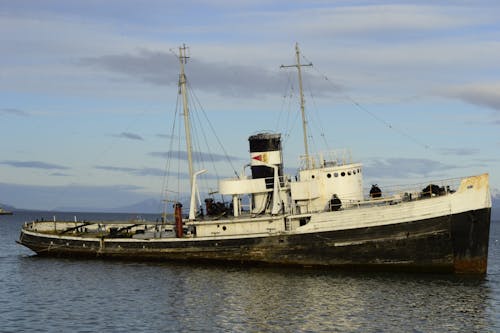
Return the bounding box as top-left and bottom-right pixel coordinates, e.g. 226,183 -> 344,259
248,133 -> 283,188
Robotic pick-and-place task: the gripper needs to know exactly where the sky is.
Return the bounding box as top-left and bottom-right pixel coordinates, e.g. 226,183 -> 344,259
1,0 -> 499,211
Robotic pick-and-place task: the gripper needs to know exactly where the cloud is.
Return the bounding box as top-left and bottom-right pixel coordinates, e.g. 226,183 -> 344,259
363,158 -> 454,179
149,150 -> 244,163
94,164 -> 223,180
113,132 -> 144,140
0,181 -> 151,211
156,134 -> 176,139
0,108 -> 29,116
438,147 -> 480,156
94,165 -> 164,177
79,49 -> 341,97
438,83 -> 500,111
253,4 -> 488,42
50,172 -> 71,177
0,160 -> 69,170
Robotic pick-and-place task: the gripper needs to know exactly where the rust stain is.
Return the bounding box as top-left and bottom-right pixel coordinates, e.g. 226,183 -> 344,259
458,173 -> 489,193
454,257 -> 487,275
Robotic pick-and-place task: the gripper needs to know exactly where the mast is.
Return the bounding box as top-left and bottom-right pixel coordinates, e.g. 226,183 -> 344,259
178,44 -> 194,187
280,43 -> 313,169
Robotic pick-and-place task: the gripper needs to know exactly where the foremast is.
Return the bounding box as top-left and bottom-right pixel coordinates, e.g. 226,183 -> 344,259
178,44 -> 194,188
281,43 -> 312,169
177,44 -> 204,221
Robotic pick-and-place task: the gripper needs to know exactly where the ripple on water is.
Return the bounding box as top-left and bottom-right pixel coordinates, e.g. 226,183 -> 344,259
0,215 -> 499,332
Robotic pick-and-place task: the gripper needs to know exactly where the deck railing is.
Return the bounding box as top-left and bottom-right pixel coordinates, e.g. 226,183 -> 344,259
299,149 -> 353,170
364,177 -> 463,201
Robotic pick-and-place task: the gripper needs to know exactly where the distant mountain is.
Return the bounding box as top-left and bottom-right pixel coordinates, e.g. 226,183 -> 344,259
107,198 -> 164,214
16,192 -> 500,219
0,202 -> 16,211
54,198 -> 164,214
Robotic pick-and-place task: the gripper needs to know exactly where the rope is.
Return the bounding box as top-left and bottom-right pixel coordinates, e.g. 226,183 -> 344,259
301,53 -> 431,150
187,79 -> 239,178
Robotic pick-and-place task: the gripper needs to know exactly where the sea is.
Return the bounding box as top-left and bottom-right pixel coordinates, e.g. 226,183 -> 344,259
1,211 -> 499,333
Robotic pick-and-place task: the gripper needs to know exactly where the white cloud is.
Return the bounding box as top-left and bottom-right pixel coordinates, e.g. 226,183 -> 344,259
2,1 -> 500,208
269,5 -> 488,37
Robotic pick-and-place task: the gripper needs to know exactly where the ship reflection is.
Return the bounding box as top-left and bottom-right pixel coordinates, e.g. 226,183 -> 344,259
174,266 -> 494,332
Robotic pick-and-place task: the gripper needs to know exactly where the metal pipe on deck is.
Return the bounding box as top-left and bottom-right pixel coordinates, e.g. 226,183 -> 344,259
174,203 -> 183,238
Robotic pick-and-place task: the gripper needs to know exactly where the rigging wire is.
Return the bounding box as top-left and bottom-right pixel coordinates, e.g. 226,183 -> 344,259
300,53 -> 431,150
160,92 -> 181,217
301,70 -> 331,152
275,70 -> 294,136
187,80 -> 239,178
186,84 -> 219,193
280,79 -> 302,146
279,52 -> 328,159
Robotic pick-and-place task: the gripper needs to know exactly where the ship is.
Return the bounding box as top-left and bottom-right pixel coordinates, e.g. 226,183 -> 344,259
18,44 -> 492,274
0,208 -> 13,215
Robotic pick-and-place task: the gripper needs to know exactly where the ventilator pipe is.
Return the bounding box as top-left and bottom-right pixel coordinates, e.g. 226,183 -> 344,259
252,160 -> 282,215
189,169 -> 208,220
174,203 -> 183,238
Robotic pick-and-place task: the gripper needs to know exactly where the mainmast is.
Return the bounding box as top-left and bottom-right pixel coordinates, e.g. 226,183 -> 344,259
178,44 -> 194,187
281,42 -> 312,169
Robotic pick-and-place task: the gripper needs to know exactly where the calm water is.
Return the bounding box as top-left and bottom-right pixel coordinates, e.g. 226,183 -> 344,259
1,211 -> 499,332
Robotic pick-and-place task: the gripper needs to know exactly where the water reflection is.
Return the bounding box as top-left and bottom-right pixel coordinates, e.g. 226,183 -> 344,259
2,214 -> 499,332
163,265 -> 495,332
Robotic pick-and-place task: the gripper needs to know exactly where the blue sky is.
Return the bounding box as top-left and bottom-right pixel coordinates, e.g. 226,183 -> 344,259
1,0 -> 499,211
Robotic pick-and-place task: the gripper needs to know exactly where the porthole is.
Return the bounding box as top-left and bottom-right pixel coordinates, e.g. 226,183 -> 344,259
358,168 -> 361,173
348,171 -> 352,176
353,170 -> 356,175
222,226 -> 227,231
341,172 -> 346,177
311,175 -> 315,179
334,172 -> 339,177
327,173 -> 332,178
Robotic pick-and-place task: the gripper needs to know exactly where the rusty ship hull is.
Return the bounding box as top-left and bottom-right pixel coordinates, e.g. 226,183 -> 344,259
18,206 -> 491,274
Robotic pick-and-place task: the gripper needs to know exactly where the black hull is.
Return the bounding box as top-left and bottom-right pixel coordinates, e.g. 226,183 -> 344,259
18,208 -> 491,274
